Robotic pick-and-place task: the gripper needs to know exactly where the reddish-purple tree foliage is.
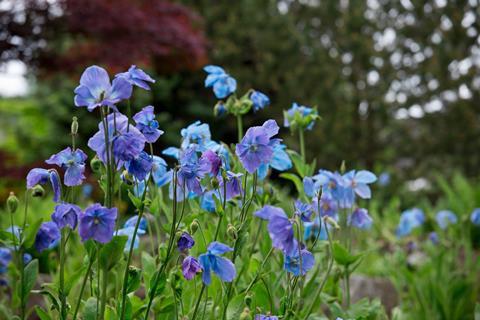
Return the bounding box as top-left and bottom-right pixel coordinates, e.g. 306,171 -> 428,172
1,0 -> 208,74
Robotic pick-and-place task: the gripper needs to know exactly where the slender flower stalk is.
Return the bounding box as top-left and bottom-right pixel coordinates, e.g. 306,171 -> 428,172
72,254 -> 96,320
299,129 -> 306,161
236,115 -> 243,142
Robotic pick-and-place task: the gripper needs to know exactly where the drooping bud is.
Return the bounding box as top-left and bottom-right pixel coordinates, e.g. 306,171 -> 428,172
71,116 -> 79,135
190,219 -> 199,235
6,192 -> 19,214
227,224 -> 237,240
32,185 -> 45,197
239,307 -> 252,320
90,156 -> 102,173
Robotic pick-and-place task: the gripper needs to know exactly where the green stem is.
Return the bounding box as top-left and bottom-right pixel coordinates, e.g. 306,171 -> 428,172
236,115 -> 243,142
191,284 -> 206,320
100,267 -> 108,319
299,129 -> 305,162
72,254 -> 95,320
59,228 -> 68,319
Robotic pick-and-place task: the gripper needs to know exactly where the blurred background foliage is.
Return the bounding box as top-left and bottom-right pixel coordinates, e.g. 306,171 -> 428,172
1,0 -> 480,201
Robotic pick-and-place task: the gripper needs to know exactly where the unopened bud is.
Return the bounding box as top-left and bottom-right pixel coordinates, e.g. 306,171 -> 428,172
244,293 -> 253,307
340,160 -> 346,174
6,192 -> 19,214
227,224 -> 237,240
71,116 -> 79,135
190,219 -> 199,235
239,308 -> 252,320
175,230 -> 183,239
325,216 -> 340,229
90,157 -> 103,173
32,185 -> 45,197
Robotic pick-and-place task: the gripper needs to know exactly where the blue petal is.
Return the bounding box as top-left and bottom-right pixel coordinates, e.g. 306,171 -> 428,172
211,255 -> 236,282
207,242 -> 233,255
354,170 -> 377,184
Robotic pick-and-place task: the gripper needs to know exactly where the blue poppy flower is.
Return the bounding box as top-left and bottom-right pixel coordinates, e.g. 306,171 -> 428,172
126,151 -> 153,181
284,247 -> 315,276
133,106 -> 163,143
79,203 -> 117,243
343,170 -> 377,199
116,226 -> 145,252
396,208 -> 425,237
46,147 -> 87,186
116,65 -> 155,90
348,208 -> 373,230
294,200 -> 313,222
219,171 -> 243,200
177,232 -> 195,251
435,210 -> 457,230
471,208 -> 480,225
312,193 -> 338,218
26,168 -> 62,202
74,65 -> 132,112
255,315 -> 278,320
177,146 -> 211,196
201,150 -> 222,176
180,121 -> 212,151
236,120 -> 281,174
284,102 -> 318,131
198,242 -> 236,285
124,215 -> 148,231
255,206 -> 298,255
303,216 -> 329,241
204,65 -> 237,99
35,221 -> 60,253
257,143 -> 292,180
51,203 -> 82,230
182,256 -> 202,280
250,90 -> 270,112
201,190 -> 218,212
151,156 -> 171,187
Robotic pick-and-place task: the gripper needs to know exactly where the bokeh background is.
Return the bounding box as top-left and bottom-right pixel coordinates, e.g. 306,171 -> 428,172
1,0 -> 480,204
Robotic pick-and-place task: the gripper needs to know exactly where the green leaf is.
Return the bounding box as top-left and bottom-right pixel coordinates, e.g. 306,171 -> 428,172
280,173 -> 304,195
332,242 -> 360,266
99,235 -> 128,270
148,271 -> 166,297
64,265 -> 86,295
22,218 -> 43,248
288,150 -> 307,178
34,306 -> 51,320
126,267 -> 142,293
128,190 -> 143,209
83,297 -> 98,320
22,259 -> 38,301
226,294 -> 245,320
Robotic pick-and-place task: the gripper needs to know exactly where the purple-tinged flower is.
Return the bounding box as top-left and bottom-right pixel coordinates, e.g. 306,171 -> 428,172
78,204 -> 117,243
236,120 -> 281,174
435,210 -> 457,230
429,232 -> 439,245
255,206 -> 297,255
133,106 -> 164,143
74,65 -> 132,112
284,102 -> 318,131
201,150 -> 222,176
151,156 -> 171,187
124,215 -> 148,231
180,121 -> 212,150
203,65 -> 237,99
35,221 -> 60,253
294,200 -> 313,222
46,147 -> 87,186
88,112 -> 146,167
257,143 -> 292,180
471,209 -> 480,225
348,208 -> 373,230
313,193 -> 338,218
0,248 -> 12,273
51,203 -> 81,230
284,247 -> 315,276
250,90 -> 270,112
177,146 -> 210,196
116,65 -> 155,90
343,170 -> 377,199
126,151 -> 153,181
219,171 -> 243,200
198,242 -> 236,285
396,208 -> 425,237
116,227 -> 145,251
255,315 -> 278,320
182,256 -> 202,280
26,168 -> 61,202
304,216 -> 328,241
177,232 -> 195,251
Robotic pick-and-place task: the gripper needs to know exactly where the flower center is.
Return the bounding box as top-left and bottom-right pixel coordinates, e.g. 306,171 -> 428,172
93,217 -> 100,225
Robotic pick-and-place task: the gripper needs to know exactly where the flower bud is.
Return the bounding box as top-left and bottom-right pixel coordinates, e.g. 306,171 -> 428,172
325,216 -> 340,229
211,177 -> 220,190
340,160 -> 346,174
239,308 -> 252,320
175,230 -> 183,239
32,185 -> 45,197
71,116 -> 79,135
6,192 -> 19,214
227,224 -> 237,240
190,219 -> 199,235
90,156 -> 103,173
121,170 -> 134,186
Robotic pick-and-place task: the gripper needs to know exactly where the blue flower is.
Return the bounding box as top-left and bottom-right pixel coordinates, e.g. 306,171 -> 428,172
116,65 -> 155,90
435,210 -> 457,230
116,227 -> 145,252
284,102 -> 318,131
74,65 -> 132,112
396,208 -> 425,237
126,151 -> 153,181
348,208 -> 373,230
250,90 -> 270,112
201,150 -> 222,176
26,168 -> 62,202
204,65 -> 237,99
378,172 -> 390,186
177,146 -> 211,196
255,315 -> 278,320
46,147 -> 87,186
284,247 -> 315,276
180,121 -> 212,151
312,193 -> 338,218
88,112 -> 146,167
429,232 -> 439,245
304,216 -> 329,241
219,171 -> 243,200
343,170 -> 377,199
51,203 -> 82,230
133,106 -> 164,143
151,156 -> 171,187
294,200 -> 313,222
471,208 -> 480,225
257,143 -> 292,180
0,248 -> 12,273
124,215 -> 148,231
182,256 -> 202,280
236,120 -> 281,174
201,191 -> 217,212
255,206 -> 297,255
35,221 -> 60,253
79,203 -> 117,243
177,232 -> 195,251
198,242 -> 236,285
